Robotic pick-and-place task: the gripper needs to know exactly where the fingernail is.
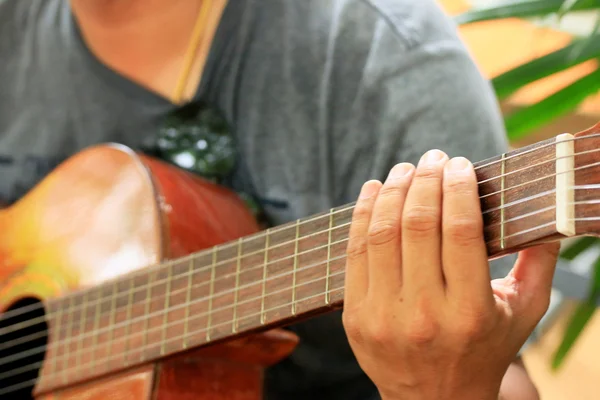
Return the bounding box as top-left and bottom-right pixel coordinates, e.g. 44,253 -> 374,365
419,150 -> 445,166
359,180 -> 380,199
446,157 -> 471,172
386,163 -> 414,181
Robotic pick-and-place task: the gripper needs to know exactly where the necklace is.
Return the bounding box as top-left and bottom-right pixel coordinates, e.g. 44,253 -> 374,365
171,0 -> 213,104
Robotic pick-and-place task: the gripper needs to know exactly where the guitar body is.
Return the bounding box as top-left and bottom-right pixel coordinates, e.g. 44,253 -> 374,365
0,144 -> 298,399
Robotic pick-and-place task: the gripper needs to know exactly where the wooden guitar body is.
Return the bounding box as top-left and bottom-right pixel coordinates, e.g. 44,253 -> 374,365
0,144 -> 298,399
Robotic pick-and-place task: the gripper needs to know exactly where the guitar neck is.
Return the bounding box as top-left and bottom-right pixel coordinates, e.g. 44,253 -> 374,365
39,128 -> 600,392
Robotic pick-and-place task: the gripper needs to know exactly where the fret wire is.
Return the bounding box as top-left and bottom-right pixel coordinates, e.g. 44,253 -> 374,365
232,238 -> 243,333
6,203 -> 587,377
107,282 -> 117,356
90,290 -> 102,371
50,303 -> 62,376
260,228 -> 270,325
500,153 -> 506,250
473,132 -> 596,171
15,141 -> 600,339
206,246 -> 217,342
291,219 -> 300,316
183,258 -> 193,348
8,149 -> 584,336
75,292 -> 88,370
141,273 -> 152,361
160,262 -> 173,355
45,266 -> 349,376
62,296 -> 75,384
10,133 -> 600,342
4,188 -> 568,368
325,209 -> 334,305
123,277 -> 134,365
3,284 -> 350,397
4,206 -> 569,371
477,145 -> 599,185
10,137 -> 600,384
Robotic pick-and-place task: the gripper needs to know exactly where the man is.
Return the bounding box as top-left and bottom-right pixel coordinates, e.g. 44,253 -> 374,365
0,0 -> 548,398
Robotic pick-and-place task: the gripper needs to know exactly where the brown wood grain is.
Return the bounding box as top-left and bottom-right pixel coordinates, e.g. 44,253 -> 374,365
34,124 -> 600,396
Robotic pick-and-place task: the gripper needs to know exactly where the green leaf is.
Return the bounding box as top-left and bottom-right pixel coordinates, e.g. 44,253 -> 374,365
455,0 -> 600,25
491,34 -> 600,100
552,256 -> 600,369
558,0 -> 594,18
560,237 -> 600,260
503,67 -> 600,141
551,301 -> 596,369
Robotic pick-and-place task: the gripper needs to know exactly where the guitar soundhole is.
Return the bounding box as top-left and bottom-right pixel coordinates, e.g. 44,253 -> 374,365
0,298 -> 48,399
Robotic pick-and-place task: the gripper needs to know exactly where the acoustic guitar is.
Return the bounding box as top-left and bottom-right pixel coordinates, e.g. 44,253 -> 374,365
1,121 -> 599,399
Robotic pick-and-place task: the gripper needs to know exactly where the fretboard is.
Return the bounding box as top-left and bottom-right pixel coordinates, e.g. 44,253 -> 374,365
37,133 -> 586,393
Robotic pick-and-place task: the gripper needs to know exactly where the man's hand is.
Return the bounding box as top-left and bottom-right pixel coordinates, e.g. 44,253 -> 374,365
342,150 -> 559,400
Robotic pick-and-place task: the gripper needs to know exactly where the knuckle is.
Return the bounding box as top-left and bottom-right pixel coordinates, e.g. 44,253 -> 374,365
454,310 -> 490,340
365,319 -> 394,346
368,220 -> 399,246
443,216 -> 483,244
405,317 -> 439,346
402,205 -> 439,238
352,201 -> 372,222
346,237 -> 368,262
415,164 -> 442,181
342,310 -> 366,345
444,174 -> 476,193
405,300 -> 439,346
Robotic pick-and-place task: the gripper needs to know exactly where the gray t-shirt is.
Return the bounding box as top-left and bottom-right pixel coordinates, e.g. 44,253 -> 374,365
0,0 -> 515,399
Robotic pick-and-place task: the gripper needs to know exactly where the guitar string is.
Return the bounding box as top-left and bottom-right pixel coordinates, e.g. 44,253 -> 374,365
477,146 -> 600,185
0,203 -> 598,376
0,139 -> 598,347
2,132 -> 596,326
0,265 -> 348,382
472,132 -> 600,170
0,137 -> 595,328
0,176 -> 575,339
1,152 -> 599,337
0,209 -> 597,400
0,287 -> 344,396
0,185 -> 569,351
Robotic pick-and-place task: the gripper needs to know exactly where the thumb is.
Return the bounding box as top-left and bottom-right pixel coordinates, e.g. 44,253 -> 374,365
511,241 -> 560,318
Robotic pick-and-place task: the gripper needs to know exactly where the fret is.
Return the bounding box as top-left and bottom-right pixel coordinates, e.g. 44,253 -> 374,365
141,272 -> 152,361
36,127 -> 600,397
62,296 -> 75,384
260,229 -> 270,325
232,238 -> 243,333
50,302 -> 62,376
160,261 -> 173,355
476,137 -> 558,256
291,219 -> 300,316
500,153 -> 506,250
106,282 -> 118,357
75,292 -> 88,370
555,133 -> 576,236
325,209 -> 334,305
183,258 -> 193,348
123,277 -> 134,365
90,289 -> 102,371
206,245 -> 217,342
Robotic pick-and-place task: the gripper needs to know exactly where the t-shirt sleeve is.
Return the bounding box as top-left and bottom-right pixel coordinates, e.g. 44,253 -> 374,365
329,19 -> 509,207
327,4 -> 517,275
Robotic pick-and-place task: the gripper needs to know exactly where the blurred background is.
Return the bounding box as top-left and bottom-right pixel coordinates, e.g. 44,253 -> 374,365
442,1 -> 600,398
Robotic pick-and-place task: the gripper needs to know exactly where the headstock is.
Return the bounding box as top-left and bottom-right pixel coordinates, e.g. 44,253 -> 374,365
572,121 -> 600,236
